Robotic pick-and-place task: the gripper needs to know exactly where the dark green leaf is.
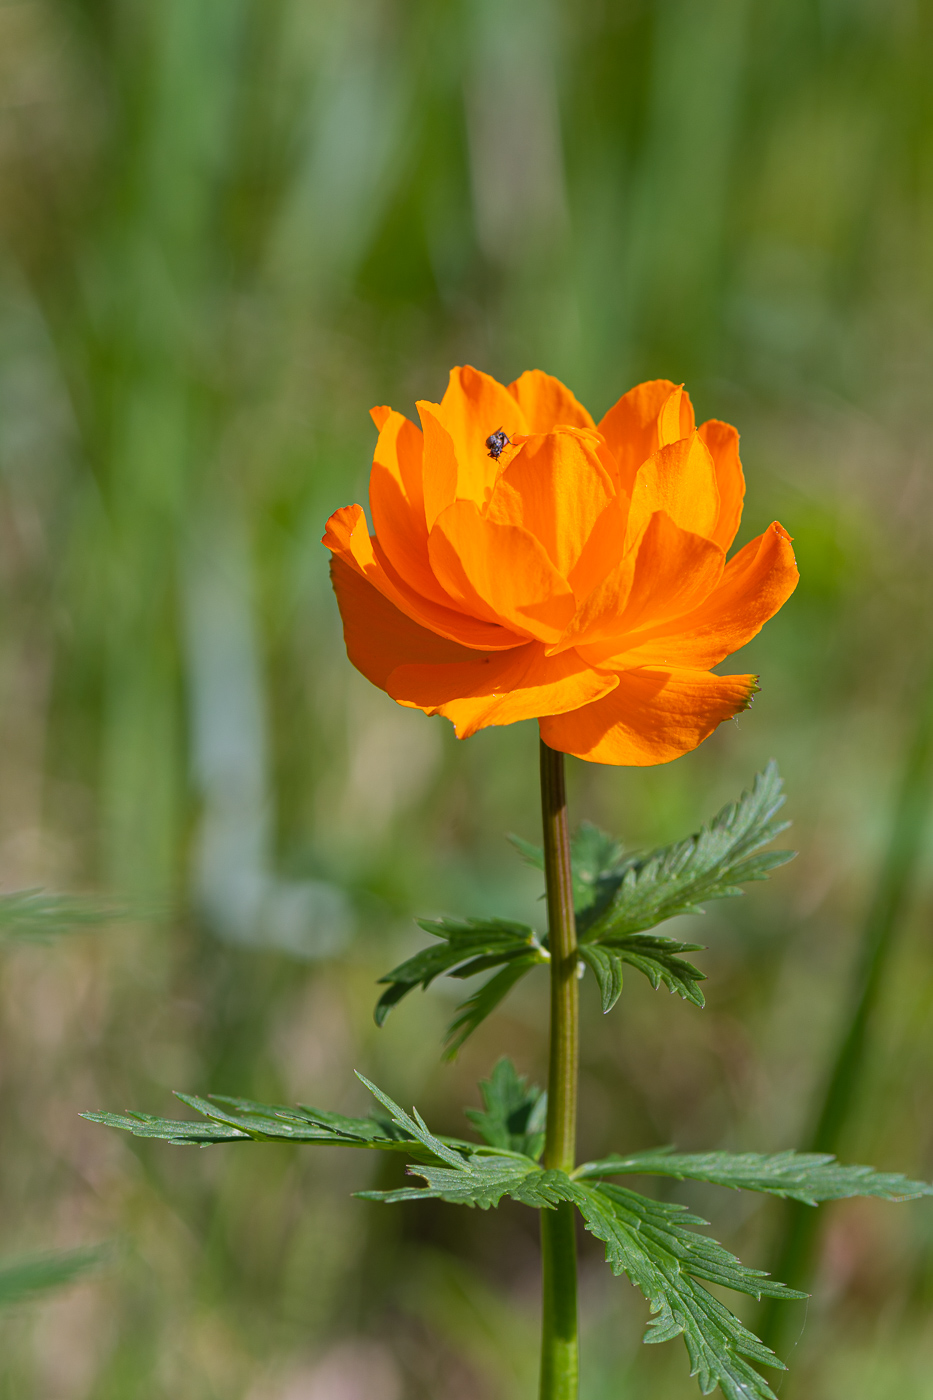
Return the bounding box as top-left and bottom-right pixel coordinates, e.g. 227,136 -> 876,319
80,1109 -> 249,1145
359,1157 -> 558,1209
579,944 -> 624,1012
606,935 -> 707,1008
0,1246 -> 108,1306
83,1087 -> 476,1160
442,953 -> 540,1060
464,1057 -> 547,1159
583,762 -> 794,942
575,1148 -> 933,1205
571,1181 -> 802,1400
354,1074 -> 470,1168
356,1121 -> 803,1400
375,917 -> 544,1026
509,822 -> 631,916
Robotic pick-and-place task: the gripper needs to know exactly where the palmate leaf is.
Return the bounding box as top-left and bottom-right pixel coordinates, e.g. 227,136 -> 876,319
83,1085 -> 477,1162
509,767 -> 791,1019
571,1182 -> 799,1400
582,762 -> 794,943
363,1163 -> 796,1400
575,1148 -> 933,1205
443,953 -> 541,1059
579,944 -> 625,1012
510,821 -> 630,917
350,1079 -> 801,1400
606,935 -> 708,1008
358,1156 -> 572,1209
0,1245 -> 107,1306
464,1056 -> 547,1159
87,1070 -> 812,1399
580,937 -> 708,1011
374,916 -> 546,1033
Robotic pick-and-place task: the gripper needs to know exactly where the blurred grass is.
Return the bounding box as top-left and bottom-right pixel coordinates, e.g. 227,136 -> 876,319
0,1 -> 932,1397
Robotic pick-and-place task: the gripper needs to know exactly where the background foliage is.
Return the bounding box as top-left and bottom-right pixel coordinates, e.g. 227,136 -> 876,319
1,1 -> 933,1396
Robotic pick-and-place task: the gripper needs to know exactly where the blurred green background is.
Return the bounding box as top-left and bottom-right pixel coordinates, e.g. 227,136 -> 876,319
1,0 -> 933,1396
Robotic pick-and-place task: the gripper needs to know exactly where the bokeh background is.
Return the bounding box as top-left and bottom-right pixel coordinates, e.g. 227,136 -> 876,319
1,0 -> 933,1396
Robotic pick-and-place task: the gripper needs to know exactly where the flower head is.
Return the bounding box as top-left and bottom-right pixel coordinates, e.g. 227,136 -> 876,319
323,367 -> 798,765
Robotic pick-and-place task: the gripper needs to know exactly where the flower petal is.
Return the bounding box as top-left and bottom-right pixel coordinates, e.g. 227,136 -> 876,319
389,643 -> 617,739
323,503 -> 523,650
627,431 -> 720,542
539,666 -> 757,766
699,419 -> 745,551
485,429 -> 617,587
598,521 -> 799,670
428,365 -> 528,509
566,511 -> 724,656
330,556 -> 488,692
657,384 -> 696,447
428,499 -> 576,643
506,369 -> 595,432
597,379 -> 695,487
415,401 -> 459,529
369,410 -> 453,606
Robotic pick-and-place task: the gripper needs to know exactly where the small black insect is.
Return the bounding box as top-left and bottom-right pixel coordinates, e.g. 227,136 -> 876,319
485,428 -> 511,460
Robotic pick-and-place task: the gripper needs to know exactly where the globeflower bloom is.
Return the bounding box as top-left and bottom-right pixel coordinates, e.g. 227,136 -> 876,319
323,368 -> 798,765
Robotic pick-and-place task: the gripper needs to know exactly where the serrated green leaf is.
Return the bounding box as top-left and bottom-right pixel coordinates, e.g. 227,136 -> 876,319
210,1094 -> 410,1143
443,953 -> 540,1060
374,917 -> 544,1027
571,1181 -> 802,1400
464,1057 -> 546,1159
582,762 -> 794,942
83,1087 -> 476,1160
80,1109 -> 250,1144
355,1074 -> 470,1168
575,1148 -> 933,1205
606,935 -> 707,1008
0,1246 -> 108,1306
509,822 -> 631,915
356,1123 -> 803,1400
579,944 -> 624,1012
360,1157 -> 545,1209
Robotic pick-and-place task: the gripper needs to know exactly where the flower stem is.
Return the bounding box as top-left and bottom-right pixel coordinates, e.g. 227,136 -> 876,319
539,737 -> 579,1400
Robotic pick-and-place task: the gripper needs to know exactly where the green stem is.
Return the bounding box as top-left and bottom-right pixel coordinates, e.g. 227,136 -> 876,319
539,737 -> 579,1400
760,662 -> 933,1356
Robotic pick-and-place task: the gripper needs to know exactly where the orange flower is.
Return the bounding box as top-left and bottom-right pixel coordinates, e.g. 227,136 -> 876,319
323,367 -> 798,765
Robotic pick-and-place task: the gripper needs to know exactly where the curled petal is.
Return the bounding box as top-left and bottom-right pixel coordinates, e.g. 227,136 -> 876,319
539,667 -> 758,766
415,402 -> 459,529
597,522 -> 799,671
324,504 -> 522,650
369,410 -> 453,606
388,644 -> 618,739
485,429 -> 617,587
429,500 -> 576,643
598,379 -> 695,487
564,511 -> 724,655
627,432 -> 720,543
699,419 -> 746,552
506,369 -> 595,432
657,384 -> 696,448
427,365 -> 528,509
330,556 -> 498,694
